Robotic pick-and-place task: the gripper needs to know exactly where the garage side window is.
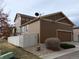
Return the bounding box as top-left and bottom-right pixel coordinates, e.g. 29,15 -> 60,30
21,25 -> 28,33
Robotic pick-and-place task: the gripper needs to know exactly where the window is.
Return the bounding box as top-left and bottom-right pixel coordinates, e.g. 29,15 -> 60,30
16,27 -> 21,34
21,26 -> 27,33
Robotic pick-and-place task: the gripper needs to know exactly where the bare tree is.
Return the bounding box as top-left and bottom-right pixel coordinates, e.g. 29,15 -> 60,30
0,10 -> 11,38
0,0 -> 12,39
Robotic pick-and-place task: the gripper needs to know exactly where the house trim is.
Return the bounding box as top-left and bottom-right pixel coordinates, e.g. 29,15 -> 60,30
56,22 -> 73,26
41,11 -> 62,18
61,12 -> 74,26
21,18 -> 73,29
56,29 -> 72,32
42,18 -> 54,22
42,18 -> 73,26
55,17 -> 66,22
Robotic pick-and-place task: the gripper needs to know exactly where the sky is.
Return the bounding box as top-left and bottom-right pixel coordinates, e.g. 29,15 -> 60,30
1,0 -> 79,26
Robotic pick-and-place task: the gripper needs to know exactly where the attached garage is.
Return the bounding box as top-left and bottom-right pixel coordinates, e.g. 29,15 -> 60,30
57,30 -> 72,42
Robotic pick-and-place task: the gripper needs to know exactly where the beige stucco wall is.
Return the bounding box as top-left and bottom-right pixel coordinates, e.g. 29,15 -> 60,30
27,21 -> 40,43
15,15 -> 21,34
15,15 -> 21,27
27,21 -> 40,34
73,29 -> 79,42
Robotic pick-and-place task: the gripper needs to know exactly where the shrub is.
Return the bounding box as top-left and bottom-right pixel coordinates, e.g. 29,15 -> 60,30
45,37 -> 61,51
60,43 -> 75,49
10,57 -> 16,59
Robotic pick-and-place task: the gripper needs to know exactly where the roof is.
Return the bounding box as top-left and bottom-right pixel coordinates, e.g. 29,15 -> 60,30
21,18 -> 40,26
41,12 -> 64,20
41,12 -> 74,25
21,12 -> 74,26
14,13 -> 35,22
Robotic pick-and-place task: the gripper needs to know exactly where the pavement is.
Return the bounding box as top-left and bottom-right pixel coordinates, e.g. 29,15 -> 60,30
24,41 -> 79,59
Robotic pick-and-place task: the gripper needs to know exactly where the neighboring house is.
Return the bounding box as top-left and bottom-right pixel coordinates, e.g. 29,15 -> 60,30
14,12 -> 74,43
73,27 -> 79,42
14,13 -> 35,35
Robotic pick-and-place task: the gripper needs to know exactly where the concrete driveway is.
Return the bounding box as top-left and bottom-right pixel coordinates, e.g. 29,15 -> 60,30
24,41 -> 79,59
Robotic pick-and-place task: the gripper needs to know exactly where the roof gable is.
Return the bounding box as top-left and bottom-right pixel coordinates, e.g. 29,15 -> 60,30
41,12 -> 65,21
57,18 -> 74,25
41,12 -> 74,26
14,13 -> 35,22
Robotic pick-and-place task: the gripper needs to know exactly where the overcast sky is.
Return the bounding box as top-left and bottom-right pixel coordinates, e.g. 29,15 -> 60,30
2,0 -> 79,26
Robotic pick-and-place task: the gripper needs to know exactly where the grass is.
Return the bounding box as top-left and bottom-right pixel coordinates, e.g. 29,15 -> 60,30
0,41 -> 41,59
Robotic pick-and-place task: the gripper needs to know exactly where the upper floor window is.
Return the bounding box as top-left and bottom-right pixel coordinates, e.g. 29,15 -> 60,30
21,25 -> 28,33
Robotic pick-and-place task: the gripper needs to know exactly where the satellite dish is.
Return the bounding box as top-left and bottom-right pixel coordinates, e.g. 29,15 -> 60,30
35,12 -> 39,16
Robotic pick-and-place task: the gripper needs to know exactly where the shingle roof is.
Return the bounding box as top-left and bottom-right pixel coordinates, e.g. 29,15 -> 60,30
14,13 -> 35,22
41,12 -> 64,21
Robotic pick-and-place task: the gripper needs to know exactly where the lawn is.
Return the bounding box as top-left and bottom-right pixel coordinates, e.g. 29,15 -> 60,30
0,41 -> 41,59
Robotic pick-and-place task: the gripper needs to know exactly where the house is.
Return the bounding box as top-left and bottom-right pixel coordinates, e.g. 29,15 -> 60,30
73,27 -> 79,42
14,13 -> 35,35
14,12 -> 74,43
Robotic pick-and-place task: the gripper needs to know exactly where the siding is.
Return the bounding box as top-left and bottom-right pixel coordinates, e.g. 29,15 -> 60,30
40,20 -> 73,43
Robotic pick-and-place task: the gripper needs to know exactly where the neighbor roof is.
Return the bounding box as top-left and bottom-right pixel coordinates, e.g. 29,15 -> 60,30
14,13 -> 35,22
21,18 -> 40,26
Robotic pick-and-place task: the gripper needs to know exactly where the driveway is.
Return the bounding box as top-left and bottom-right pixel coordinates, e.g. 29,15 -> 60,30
24,41 -> 79,59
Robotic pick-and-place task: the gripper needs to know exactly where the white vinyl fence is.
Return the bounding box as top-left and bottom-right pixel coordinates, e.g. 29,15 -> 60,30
8,33 -> 38,48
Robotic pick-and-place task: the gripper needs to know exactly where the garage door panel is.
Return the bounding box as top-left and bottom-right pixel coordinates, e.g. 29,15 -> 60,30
58,31 -> 72,41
